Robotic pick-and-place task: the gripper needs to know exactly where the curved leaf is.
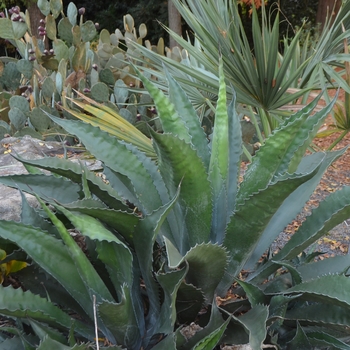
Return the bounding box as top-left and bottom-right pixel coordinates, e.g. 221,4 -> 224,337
276,185 -> 350,262
98,285 -> 142,350
222,167 -> 320,290
245,148 -> 346,271
54,205 -> 134,292
164,68 -> 210,168
0,174 -> 82,203
157,266 -> 188,334
133,187 -> 180,342
284,275 -> 350,308
0,286 -> 93,340
11,155 -> 129,211
237,96 -> 333,202
297,255 -> 350,281
57,201 -> 138,245
45,116 -> 164,214
209,59 -> 242,243
37,199 -> 114,303
0,220 -> 91,316
165,240 -> 228,302
152,131 -> 212,250
133,64 -> 193,145
233,304 -> 269,350
286,303 -> 350,328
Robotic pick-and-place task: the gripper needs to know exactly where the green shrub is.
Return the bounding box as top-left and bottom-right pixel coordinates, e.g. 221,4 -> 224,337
0,59 -> 350,349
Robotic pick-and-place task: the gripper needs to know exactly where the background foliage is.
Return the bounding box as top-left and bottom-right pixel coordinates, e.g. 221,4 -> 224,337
0,0 -> 319,46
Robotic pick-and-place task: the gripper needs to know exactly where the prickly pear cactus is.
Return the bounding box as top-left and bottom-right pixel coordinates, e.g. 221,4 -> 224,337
0,2 -> 176,140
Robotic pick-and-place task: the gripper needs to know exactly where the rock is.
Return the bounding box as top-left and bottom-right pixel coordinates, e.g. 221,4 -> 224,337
0,135 -> 100,222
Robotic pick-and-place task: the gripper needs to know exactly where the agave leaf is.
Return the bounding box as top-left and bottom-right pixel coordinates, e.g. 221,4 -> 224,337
286,303 -> 350,330
176,283 -> 205,324
98,285 -> 142,350
164,68 -> 210,168
37,335 -> 91,349
29,320 -> 67,345
121,140 -> 173,211
103,166 -> 143,211
15,265 -> 88,320
287,322 -> 311,350
37,198 -> 114,303
19,190 -> 59,237
192,318 -> 229,350
297,255 -> 350,281
37,199 -> 116,342
209,58 -> 242,243
184,244 -> 227,302
133,187 -> 180,342
286,94 -> 338,173
64,95 -> 155,158
133,64 -> 193,145
0,286 -> 93,340
57,202 -> 138,245
222,167 -> 320,291
165,239 -> 227,302
180,302 -> 227,350
284,275 -> 350,308
151,131 -> 212,251
272,261 -> 303,286
58,198 -> 107,210
44,115 -> 165,215
235,280 -> 266,307
237,95 -> 332,202
0,174 -> 82,203
0,336 -> 25,349
0,220 -> 92,319
0,322 -> 37,349
156,266 -> 188,334
11,155 -> 129,211
306,330 -> 350,349
54,206 -> 134,295
275,185 -> 350,262
209,60 -> 229,187
233,304 -> 269,350
245,148 -> 346,271
268,294 -> 301,332
151,333 -> 176,349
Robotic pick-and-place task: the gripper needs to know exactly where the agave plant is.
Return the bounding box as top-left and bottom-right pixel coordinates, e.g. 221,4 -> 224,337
0,59 -> 350,349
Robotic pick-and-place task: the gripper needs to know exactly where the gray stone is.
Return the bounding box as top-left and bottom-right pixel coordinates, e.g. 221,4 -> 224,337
0,135 -> 100,222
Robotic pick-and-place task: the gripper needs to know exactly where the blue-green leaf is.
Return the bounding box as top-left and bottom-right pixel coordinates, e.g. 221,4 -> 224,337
152,131 -> 212,251
284,274 -> 350,308
0,286 -> 93,340
237,95 -> 334,202
98,285 -> 142,350
222,167 -> 319,291
165,68 -> 210,168
0,220 -> 91,320
245,148 -> 346,271
233,304 -> 269,350
0,174 -> 82,203
276,185 -> 350,262
45,116 -> 164,214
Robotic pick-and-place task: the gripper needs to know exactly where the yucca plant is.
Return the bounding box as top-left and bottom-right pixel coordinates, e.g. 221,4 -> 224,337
126,0 -> 350,135
1,59 -> 350,349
